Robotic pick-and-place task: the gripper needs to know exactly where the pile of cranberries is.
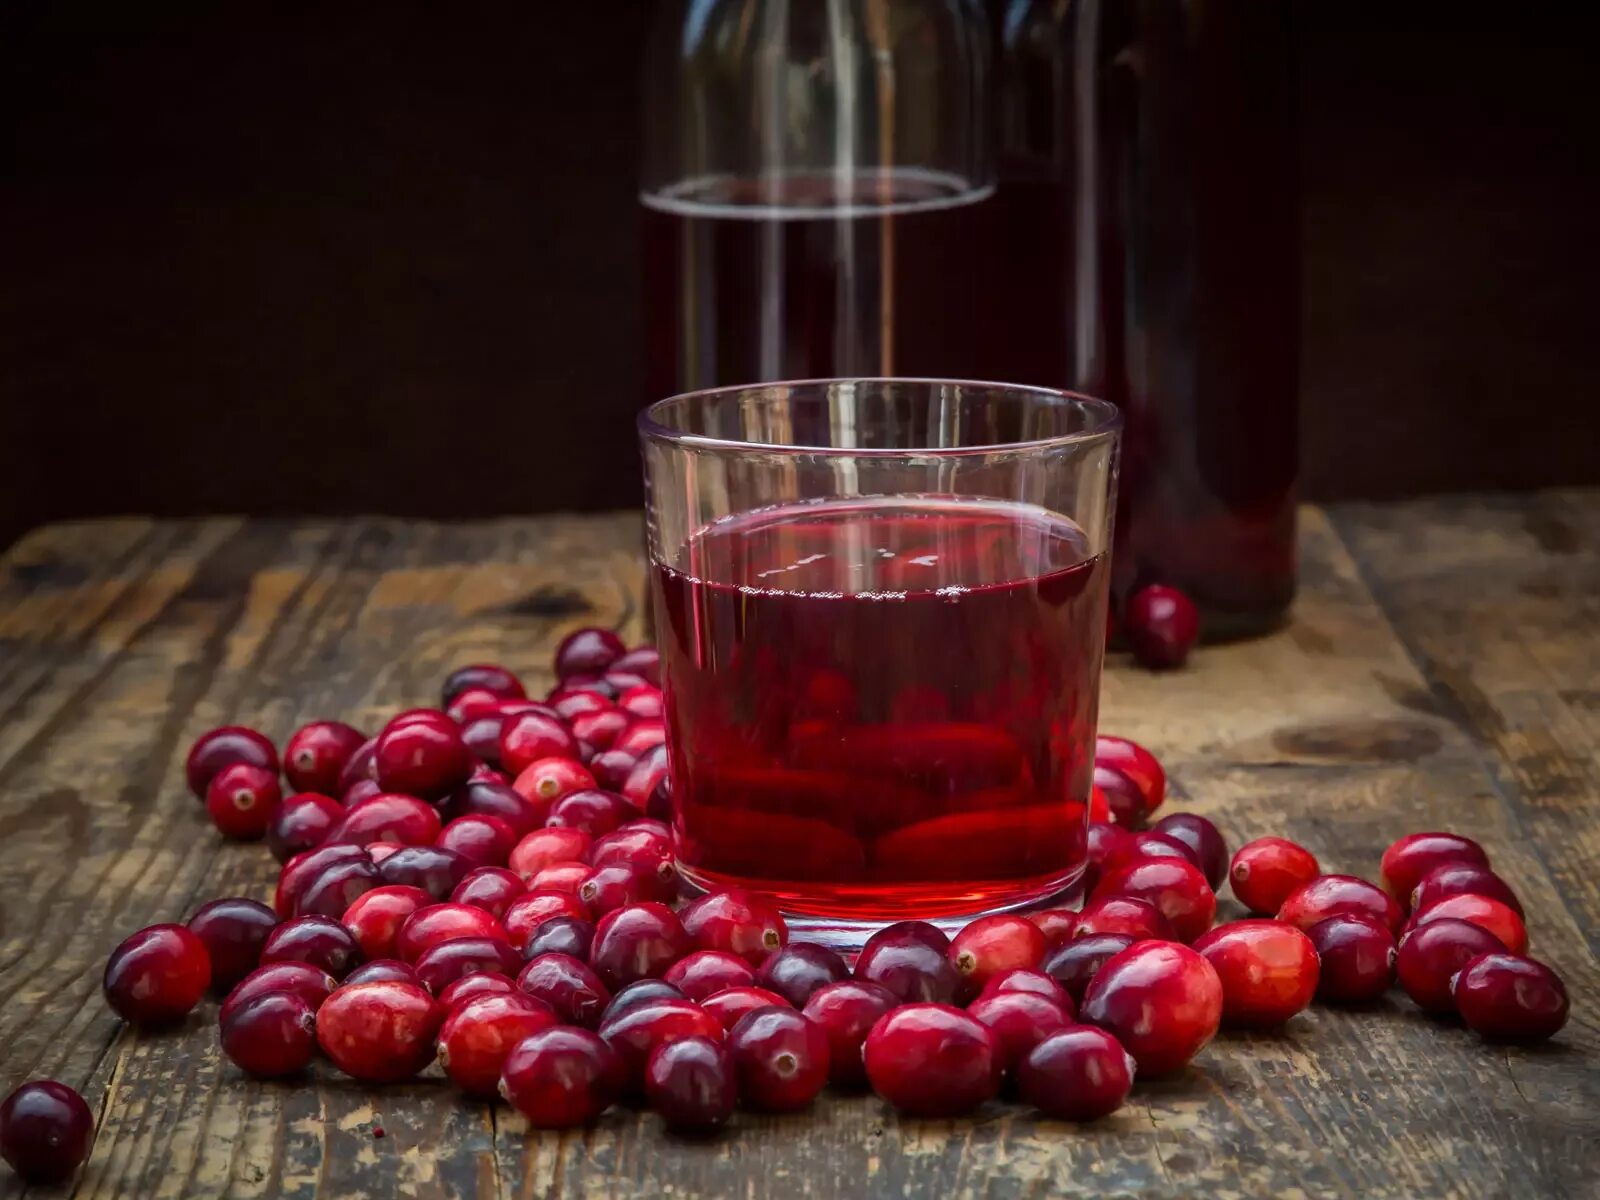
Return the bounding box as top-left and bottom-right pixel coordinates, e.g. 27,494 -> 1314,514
0,627 -> 1576,1183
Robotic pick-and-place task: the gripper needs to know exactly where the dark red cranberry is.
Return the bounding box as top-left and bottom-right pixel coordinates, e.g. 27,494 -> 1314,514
1108,829 -> 1196,870
296,856 -> 383,920
185,725 -> 279,799
589,748 -> 639,791
1081,823 -> 1136,896
1192,920 -> 1320,1027
1069,895 -> 1176,941
1018,1027 -> 1136,1121
1124,583 -> 1199,668
645,1035 -> 736,1134
499,1026 -> 625,1127
445,779 -> 546,836
509,827 -> 593,880
267,792 -> 343,862
373,718 -> 471,801
218,961 -> 336,1026
520,915 -> 595,962
1307,914 -> 1396,1003
438,972 -> 516,1010
1091,857 -> 1215,943
1278,874 -> 1403,935
443,663 -> 527,706
663,950 -> 755,1001
1093,735 -> 1167,824
621,749 -> 672,818
0,1080 -> 94,1184
1028,908 -> 1080,948
1079,941 -> 1223,1076
500,713 -> 578,776
220,991 -> 318,1077
459,714 -> 509,768
376,844 -> 475,900
571,709 -> 630,752
1040,934 -> 1136,1005
205,762 -> 283,839
344,959 -> 419,986
103,923 -> 211,1024
978,967 -> 1075,1014
547,788 -> 637,838
274,843 -> 370,917
1452,953 -> 1569,1041
579,861 -> 677,915
510,756 -> 596,806
967,990 -> 1074,1073
414,936 -> 523,994
1411,862 -> 1524,918
1229,837 -> 1320,915
589,902 -> 691,989
555,627 -> 627,679
436,992 -> 557,1095
336,734 -> 380,794
341,884 -> 432,959
518,953 -> 613,1027
727,1006 -> 830,1112
329,793 -> 442,848
502,889 -> 592,954
755,942 -> 851,1008
701,986 -> 791,1030
799,980 -> 897,1088
315,980 -> 442,1081
588,824 -> 673,871
863,1004 -> 1002,1117
855,921 -> 960,1004
394,903 -> 507,963
1395,917 -> 1507,1013
1380,831 -> 1490,904
679,889 -> 787,966
611,646 -> 661,685
531,860 -> 592,895
600,998 -> 725,1091
436,814 -> 519,868
284,720 -> 367,795
948,915 -> 1047,999
1409,893 -> 1528,954
450,866 -> 527,921
600,978 -> 685,1023
1151,813 -> 1229,890
446,686 -> 505,725
187,897 -> 279,992
260,915 -> 362,979
1094,766 -> 1148,829
340,778 -> 383,809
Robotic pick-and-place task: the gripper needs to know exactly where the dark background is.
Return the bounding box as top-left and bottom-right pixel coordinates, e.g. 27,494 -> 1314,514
2,2 -> 1596,549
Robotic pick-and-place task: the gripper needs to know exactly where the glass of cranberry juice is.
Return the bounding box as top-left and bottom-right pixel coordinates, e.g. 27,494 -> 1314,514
640,379 -> 1119,950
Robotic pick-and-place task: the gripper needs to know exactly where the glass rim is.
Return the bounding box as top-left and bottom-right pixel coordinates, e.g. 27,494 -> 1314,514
638,377 -> 1122,457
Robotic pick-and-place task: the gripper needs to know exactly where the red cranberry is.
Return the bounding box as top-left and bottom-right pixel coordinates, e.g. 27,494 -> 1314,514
1124,583 -> 1199,668
864,1004 -> 1002,1117
501,713 -> 578,776
499,1026 -> 624,1127
1082,822 -> 1136,894
616,685 -> 664,722
414,936 -> 523,994
394,903 -> 507,963
678,889 -> 786,967
1040,934 -> 1136,1005
967,990 -> 1075,1072
612,646 -> 661,684
187,897 -> 279,991
646,1035 -> 736,1134
551,689 -> 612,721
443,663 -> 527,706
1409,893 -> 1527,954
601,978 -> 686,1023
521,915 -> 596,961
376,844 -> 475,900
1070,895 -> 1176,941
436,814 -> 519,868
344,959 -> 419,986
798,980 -> 897,1090
284,720 -> 367,794
274,844 -> 370,916
1396,917 -> 1507,1013
204,762 -> 283,839
219,961 -> 336,1026
185,725 -> 279,799
1453,953 -> 1569,1041
547,788 -> 637,837
855,921 -> 960,1004
600,998 -> 725,1090
446,686 -> 505,725
296,856 -> 383,920
1151,813 -> 1229,890
374,718 -> 471,801
1019,1027 -> 1136,1121
260,915 -> 362,979
1091,857 -> 1215,943
588,825 -> 673,873
949,915 -> 1047,998
1191,920 -> 1320,1027
1079,941 -> 1222,1076
316,980 -> 442,1082
103,923 -> 211,1024
1307,914 -> 1396,1003
614,720 -> 667,758
518,953 -> 613,1027
510,827 -> 593,880
724,1006 -> 829,1112
1109,829 -> 1196,871
367,842 -> 400,863
329,792 -> 442,848
571,708 -> 630,751
450,866 -> 527,921
755,942 -> 850,1008
341,884 -> 433,959
589,902 -> 691,989
1094,734 -> 1167,823
589,748 -> 638,791
220,992 -> 318,1077
555,627 -> 627,678
386,706 -> 456,731
436,992 -> 556,1095
531,860 -> 592,895
621,749 -> 672,817
605,669 -> 654,695
336,734 -> 380,794
438,972 -> 516,1010
511,756 -> 596,805
1027,907 -> 1080,948
1230,837 -> 1320,915
446,779 -> 546,835
1093,767 -> 1148,829
341,778 -> 383,809
1411,862 -> 1524,918
1380,831 -> 1490,904
978,967 -> 1075,1014
267,792 -> 343,862
0,1080 -> 94,1184
460,714 -> 510,768
502,890 -> 591,954
1279,874 -> 1403,935
580,860 -> 677,915
663,950 -> 755,1001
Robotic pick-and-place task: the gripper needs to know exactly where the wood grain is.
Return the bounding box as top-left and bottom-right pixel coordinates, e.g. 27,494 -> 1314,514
1,499 -> 1596,1199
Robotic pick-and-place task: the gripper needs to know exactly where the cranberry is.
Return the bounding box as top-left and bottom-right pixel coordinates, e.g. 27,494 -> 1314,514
1070,895 -> 1176,941
450,866 -> 527,920
274,843 -> 370,916
613,685 -> 661,721
855,921 -> 960,1004
436,814 -> 519,868
341,778 -> 383,809
1380,831 -> 1490,904
605,669 -> 654,695
588,824 -> 672,868
395,903 -> 507,963
1229,836 -> 1320,915
1093,767 -> 1148,829
1079,941 -> 1222,1076
601,978 -> 686,1023
663,950 -> 755,1001
580,860 -> 677,915
502,890 -> 591,953
460,714 -> 510,768
978,967 -> 1075,1013
1124,583 -> 1199,668
1110,829 -> 1196,871
336,734 -> 380,794
1028,907 -> 1080,948
0,1080 -> 94,1184
499,1026 -> 625,1127
374,718 -> 471,801
283,720 -> 367,794
341,884 -> 433,959
511,756 -> 596,805
531,860 -> 592,895
1151,813 -> 1229,890
1395,917 -> 1507,1012
589,902 -> 691,989
1019,1027 -> 1136,1121
789,980 -> 893,1090
185,725 -> 279,799
551,689 -> 612,721
1091,857 -> 1215,943
1082,822 -> 1136,894
260,915 -> 362,979
329,792 -> 442,848
755,942 -> 850,1008
701,986 -> 792,1030
518,953 -> 613,1027
103,923 -> 211,1024
547,788 -> 637,837
204,762 -> 283,839
600,998 -> 725,1090
376,844 -> 475,900
1453,953 -> 1569,1041
220,991 -> 318,1077
521,915 -> 596,961
555,627 -> 627,678
645,1036 -> 736,1134
722,1006 -> 828,1112
510,827 -> 593,880
1094,734 -> 1167,822
612,646 -> 661,684
414,936 -> 523,994
614,720 -> 667,758
297,856 -> 383,919
386,707 -> 456,731
1040,934 -> 1136,1005
446,779 -> 546,836
443,663 -> 527,706
367,842 -> 400,863
863,1004 -> 1002,1117
1411,862 -> 1524,918
1279,874 -> 1403,935
949,915 -> 1047,998
572,708 -> 630,751
500,713 -> 578,776
1304,914 -> 1393,1003
187,897 -> 279,992
267,792 -> 343,862
676,890 -> 784,968
621,750 -> 672,818
438,972 -> 516,1010
1191,920 -> 1320,1027
344,959 -> 419,986
436,992 -> 556,1095
219,961 -> 336,1026
589,748 -> 638,791
470,763 -> 509,785
967,990 -> 1075,1072
316,980 -> 442,1082
446,686 -> 505,725
1409,893 -> 1528,954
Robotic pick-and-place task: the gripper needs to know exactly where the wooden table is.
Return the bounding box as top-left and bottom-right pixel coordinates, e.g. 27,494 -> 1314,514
1,493 -> 1596,1199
